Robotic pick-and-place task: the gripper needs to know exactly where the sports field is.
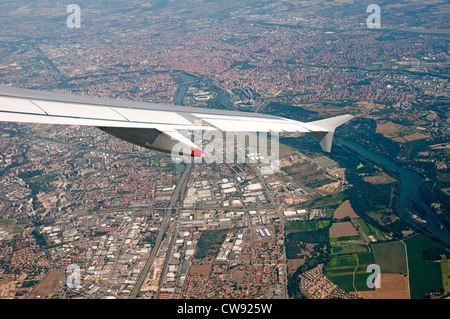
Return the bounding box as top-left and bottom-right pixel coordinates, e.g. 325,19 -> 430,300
285,220 -> 330,232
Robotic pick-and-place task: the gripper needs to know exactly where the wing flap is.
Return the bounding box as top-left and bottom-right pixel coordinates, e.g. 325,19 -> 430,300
0,96 -> 46,115
32,100 -> 127,121
0,111 -> 146,128
192,113 -> 311,133
0,111 -> 198,131
110,107 -> 193,125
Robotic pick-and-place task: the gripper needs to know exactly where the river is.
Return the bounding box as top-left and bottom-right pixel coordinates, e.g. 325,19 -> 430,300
337,138 -> 450,247
173,72 -> 232,109
171,73 -> 450,246
173,72 -> 198,106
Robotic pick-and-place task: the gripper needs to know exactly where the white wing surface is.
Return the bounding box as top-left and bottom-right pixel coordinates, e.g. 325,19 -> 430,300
0,86 -> 353,155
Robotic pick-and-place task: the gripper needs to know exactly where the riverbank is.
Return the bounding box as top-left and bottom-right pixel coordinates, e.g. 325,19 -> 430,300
337,138 -> 450,247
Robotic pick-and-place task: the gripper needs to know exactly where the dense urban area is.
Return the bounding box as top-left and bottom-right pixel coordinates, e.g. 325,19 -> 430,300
0,0 -> 449,300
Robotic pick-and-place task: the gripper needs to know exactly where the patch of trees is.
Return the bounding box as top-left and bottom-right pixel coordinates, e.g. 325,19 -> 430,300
328,143 -> 410,237
28,180 -> 51,196
142,234 -> 156,246
264,102 -> 318,122
337,117 -> 401,159
346,169 -> 397,211
280,134 -> 323,154
286,240 -> 331,299
18,170 -> 43,180
21,280 -> 40,288
31,229 -> 47,246
422,246 -> 450,261
345,171 -> 408,238
285,228 -> 329,259
195,229 -> 230,259
420,178 -> 450,231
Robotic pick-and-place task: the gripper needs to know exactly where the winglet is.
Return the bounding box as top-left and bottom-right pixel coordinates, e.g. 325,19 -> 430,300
308,114 -> 354,152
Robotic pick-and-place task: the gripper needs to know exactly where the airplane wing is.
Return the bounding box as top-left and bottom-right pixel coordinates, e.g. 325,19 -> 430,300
0,86 -> 353,156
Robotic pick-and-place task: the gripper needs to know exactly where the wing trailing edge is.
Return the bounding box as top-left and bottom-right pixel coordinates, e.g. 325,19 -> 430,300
0,86 -> 354,156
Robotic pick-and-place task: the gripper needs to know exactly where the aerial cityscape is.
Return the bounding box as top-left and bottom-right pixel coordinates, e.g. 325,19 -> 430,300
0,0 -> 449,304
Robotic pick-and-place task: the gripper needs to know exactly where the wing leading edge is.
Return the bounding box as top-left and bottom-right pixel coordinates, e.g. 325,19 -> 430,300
0,86 -> 353,155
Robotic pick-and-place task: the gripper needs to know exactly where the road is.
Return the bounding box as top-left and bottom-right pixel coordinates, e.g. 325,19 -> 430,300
33,45 -> 67,83
155,219 -> 180,298
129,163 -> 192,298
401,238 -> 411,299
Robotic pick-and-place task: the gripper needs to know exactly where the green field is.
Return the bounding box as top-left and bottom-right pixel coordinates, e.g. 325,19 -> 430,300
442,258 -> 450,293
353,219 -> 386,242
328,273 -> 375,292
31,173 -> 57,183
330,235 -> 361,242
285,220 -> 330,232
195,229 -> 230,259
326,253 -> 376,292
330,227 -> 366,254
373,241 -> 408,274
404,234 -> 444,299
174,163 -> 186,175
327,254 -> 358,268
437,172 -> 450,183
309,191 -> 346,209
331,243 -> 371,255
442,188 -> 450,196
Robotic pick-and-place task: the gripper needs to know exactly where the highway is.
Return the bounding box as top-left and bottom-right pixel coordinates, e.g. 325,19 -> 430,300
130,163 -> 192,298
